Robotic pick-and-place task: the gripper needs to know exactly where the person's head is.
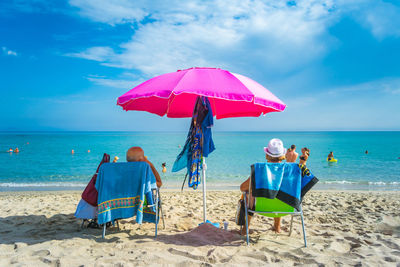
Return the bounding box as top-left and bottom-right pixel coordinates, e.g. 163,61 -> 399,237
126,147 -> 145,162
302,147 -> 310,156
162,162 -> 166,167
290,144 -> 296,151
264,138 -> 286,162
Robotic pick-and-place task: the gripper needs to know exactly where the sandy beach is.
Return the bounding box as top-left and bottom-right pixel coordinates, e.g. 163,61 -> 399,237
0,190 -> 399,266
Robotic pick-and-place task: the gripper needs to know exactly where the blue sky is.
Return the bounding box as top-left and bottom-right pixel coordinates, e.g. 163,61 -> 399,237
1,0 -> 400,131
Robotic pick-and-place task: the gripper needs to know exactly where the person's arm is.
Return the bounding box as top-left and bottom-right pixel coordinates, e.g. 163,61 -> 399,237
240,177 -> 250,192
145,159 -> 162,188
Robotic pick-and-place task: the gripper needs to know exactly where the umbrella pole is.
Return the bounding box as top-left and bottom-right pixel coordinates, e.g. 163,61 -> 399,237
202,157 -> 207,223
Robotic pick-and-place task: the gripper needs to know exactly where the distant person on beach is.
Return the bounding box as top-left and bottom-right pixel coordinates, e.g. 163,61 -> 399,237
161,162 -> 167,173
126,147 -> 162,188
300,147 -> 310,165
327,151 -> 334,161
285,145 -> 298,163
113,156 -> 119,163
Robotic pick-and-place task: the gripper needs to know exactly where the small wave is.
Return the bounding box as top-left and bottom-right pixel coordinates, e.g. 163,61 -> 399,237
322,180 -> 400,186
368,181 -> 400,185
323,180 -> 357,184
0,182 -> 86,188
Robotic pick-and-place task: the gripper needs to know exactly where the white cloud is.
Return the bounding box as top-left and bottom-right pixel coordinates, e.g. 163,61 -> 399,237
326,78 -> 400,95
363,2 -> 400,39
86,76 -> 138,89
336,0 -> 400,40
69,0 -> 146,25
2,46 -> 18,56
65,46 -> 114,61
66,0 -> 339,77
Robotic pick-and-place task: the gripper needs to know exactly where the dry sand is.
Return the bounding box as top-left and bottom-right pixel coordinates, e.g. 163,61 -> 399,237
0,190 -> 399,266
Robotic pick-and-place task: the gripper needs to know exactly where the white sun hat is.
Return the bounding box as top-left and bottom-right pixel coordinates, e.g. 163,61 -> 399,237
264,138 -> 286,158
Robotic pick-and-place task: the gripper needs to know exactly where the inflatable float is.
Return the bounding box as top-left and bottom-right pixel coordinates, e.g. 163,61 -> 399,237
327,157 -> 338,163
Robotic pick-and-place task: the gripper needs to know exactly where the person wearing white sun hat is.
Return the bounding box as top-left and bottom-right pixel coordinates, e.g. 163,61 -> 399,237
239,138 -> 287,235
264,138 -> 287,161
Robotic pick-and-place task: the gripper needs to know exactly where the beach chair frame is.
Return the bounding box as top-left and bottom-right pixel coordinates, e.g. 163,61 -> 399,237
101,188 -> 164,239
243,191 -> 307,247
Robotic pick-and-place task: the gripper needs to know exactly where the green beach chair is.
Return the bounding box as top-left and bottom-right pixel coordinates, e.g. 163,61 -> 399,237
243,170 -> 307,247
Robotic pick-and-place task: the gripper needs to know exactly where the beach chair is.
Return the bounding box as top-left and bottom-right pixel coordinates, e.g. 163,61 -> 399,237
242,163 -> 312,247
95,162 -> 165,239
101,188 -> 163,238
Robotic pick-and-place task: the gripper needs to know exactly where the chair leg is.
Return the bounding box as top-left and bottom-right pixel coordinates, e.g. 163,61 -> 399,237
81,219 -> 86,229
300,211 -> 307,247
160,205 -> 166,230
244,192 -> 250,245
155,191 -> 159,238
158,191 -> 166,229
289,215 -> 294,236
102,224 -> 106,239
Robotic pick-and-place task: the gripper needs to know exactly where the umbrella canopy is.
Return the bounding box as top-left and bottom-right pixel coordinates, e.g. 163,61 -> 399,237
117,67 -> 286,119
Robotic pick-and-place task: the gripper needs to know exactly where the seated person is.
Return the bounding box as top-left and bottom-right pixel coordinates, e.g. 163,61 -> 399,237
239,139 -> 313,235
240,138 -> 286,234
126,147 -> 162,188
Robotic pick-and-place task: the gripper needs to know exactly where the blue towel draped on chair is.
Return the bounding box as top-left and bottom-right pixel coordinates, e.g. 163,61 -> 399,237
95,162 -> 157,225
251,163 -> 318,210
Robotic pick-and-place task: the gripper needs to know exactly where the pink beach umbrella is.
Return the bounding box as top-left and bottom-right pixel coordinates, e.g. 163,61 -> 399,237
117,67 -> 286,119
117,67 -> 286,223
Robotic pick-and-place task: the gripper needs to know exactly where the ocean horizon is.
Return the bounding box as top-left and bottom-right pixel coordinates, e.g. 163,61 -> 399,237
1,131 -> 399,191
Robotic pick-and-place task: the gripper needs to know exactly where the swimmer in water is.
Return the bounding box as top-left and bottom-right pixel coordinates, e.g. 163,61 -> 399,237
8,148 -> 13,153
365,150 -> 368,154
87,150 -> 91,153
327,151 -> 334,161
14,148 -> 19,153
71,149 -> 75,154
162,162 -> 167,173
113,156 -> 119,163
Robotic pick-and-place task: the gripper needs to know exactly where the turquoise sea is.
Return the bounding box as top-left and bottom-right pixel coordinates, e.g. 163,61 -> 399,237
0,131 -> 399,191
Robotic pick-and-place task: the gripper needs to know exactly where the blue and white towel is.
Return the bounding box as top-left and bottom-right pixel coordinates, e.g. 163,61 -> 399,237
95,162 -> 157,225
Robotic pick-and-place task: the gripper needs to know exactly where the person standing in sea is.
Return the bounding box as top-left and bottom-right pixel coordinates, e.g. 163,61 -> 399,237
285,144 -> 298,162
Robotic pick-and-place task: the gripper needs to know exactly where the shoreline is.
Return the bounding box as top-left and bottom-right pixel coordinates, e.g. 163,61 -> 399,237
1,182 -> 400,192
2,189 -> 400,196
